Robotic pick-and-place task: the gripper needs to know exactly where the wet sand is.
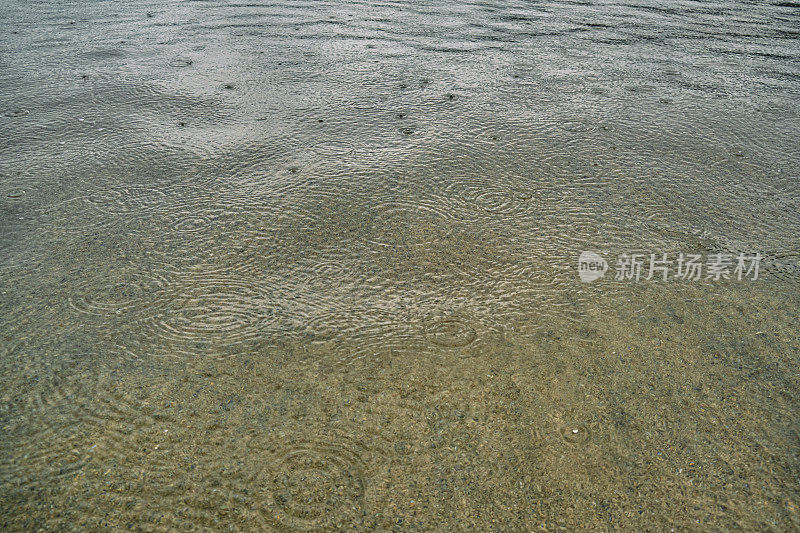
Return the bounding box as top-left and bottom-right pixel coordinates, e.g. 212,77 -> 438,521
1,0 -> 799,530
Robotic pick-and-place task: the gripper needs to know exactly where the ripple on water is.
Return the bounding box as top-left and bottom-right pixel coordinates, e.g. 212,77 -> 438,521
2,108 -> 29,118
236,435 -> 381,531
68,271 -> 171,317
362,198 -> 457,249
307,260 -> 349,278
83,186 -> 172,215
189,137 -> 306,187
168,57 -> 193,68
172,215 -> 209,233
416,308 -> 513,359
0,424 -> 88,492
75,380 -> 178,477
764,252 -> 800,284
301,307 -> 420,365
40,185 -> 177,235
150,280 -> 276,343
560,424 -> 592,445
294,252 -> 361,288
438,176 -> 546,223
309,140 -> 355,158
134,274 -> 292,360
424,317 -> 477,347
1,365 -> 90,490
269,443 -> 365,529
558,117 -> 602,133
168,206 -> 237,233
0,363 -> 172,491
5,189 -> 26,199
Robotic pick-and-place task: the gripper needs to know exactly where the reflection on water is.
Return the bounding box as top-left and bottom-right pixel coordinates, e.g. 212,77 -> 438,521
1,0 -> 799,529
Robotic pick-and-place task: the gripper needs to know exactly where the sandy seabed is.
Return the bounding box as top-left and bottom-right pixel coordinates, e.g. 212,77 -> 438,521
1,0 -> 799,530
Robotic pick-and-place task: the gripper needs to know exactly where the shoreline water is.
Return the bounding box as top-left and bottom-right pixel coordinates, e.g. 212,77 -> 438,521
1,0 -> 799,529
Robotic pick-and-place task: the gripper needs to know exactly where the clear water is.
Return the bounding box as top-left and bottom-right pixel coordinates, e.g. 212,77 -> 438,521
1,0 -> 799,529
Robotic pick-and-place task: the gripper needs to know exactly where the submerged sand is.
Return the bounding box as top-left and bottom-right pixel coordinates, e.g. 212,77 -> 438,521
1,0 -> 799,530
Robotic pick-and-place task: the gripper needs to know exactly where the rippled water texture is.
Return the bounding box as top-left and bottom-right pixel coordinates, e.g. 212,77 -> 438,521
1,0 -> 799,529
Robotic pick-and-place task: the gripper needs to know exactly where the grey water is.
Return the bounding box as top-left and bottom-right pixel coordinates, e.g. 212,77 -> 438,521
1,0 -> 799,529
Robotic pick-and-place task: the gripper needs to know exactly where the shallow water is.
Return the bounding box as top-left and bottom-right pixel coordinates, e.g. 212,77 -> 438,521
1,0 -> 799,530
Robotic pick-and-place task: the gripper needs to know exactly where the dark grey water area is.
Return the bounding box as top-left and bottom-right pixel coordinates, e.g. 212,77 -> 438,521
1,0 -> 799,530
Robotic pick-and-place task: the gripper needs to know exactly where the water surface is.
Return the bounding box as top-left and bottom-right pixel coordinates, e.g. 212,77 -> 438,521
1,0 -> 799,529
